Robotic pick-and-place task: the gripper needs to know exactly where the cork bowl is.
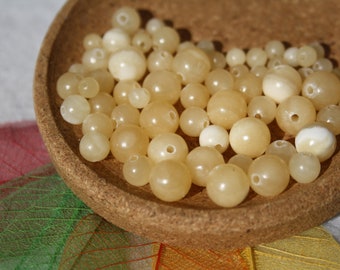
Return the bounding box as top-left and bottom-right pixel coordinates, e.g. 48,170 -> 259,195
34,0 -> 340,249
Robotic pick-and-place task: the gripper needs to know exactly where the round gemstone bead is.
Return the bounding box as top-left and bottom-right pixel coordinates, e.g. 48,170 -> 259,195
265,140 -> 297,165
60,94 -> 90,125
180,82 -> 210,109
78,77 -> 100,98
226,47 -> 246,67
83,33 -> 102,50
246,47 -> 268,68
87,69 -> 115,94
102,28 -> 131,53
317,104 -> 340,135
204,68 -> 234,95
265,40 -> 285,59
234,72 -> 262,102
111,103 -> 140,128
313,58 -> 333,72
79,131 -> 110,162
229,117 -> 271,158
199,125 -> 229,153
82,48 -> 108,71
112,6 -> 141,34
229,64 -> 249,79
152,26 -> 180,54
185,146 -> 224,187
123,154 -> 153,186
248,154 -> 290,197
132,29 -> 152,53
247,96 -> 277,124
206,163 -> 250,207
128,87 -> 151,109
227,154 -> 253,173
145,17 -> 165,34
251,65 -> 268,79
113,80 -> 141,105
82,112 -> 114,138
147,49 -> 173,72
149,160 -> 192,202
147,132 -> 188,163
283,47 -> 299,67
297,45 -> 317,67
179,107 -> 210,137
89,92 -> 115,116
206,50 -> 227,69
57,72 -> 82,99
289,152 -> 321,184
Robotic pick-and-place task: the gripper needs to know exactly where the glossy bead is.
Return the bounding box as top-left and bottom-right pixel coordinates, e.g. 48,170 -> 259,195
89,92 -> 115,116
68,63 -> 87,75
87,69 -> 115,94
147,49 -> 173,72
172,47 -> 211,84
267,56 -> 286,69
132,29 -> 152,53
206,164 -> 250,207
313,58 -> 333,72
102,28 -> 131,53
196,40 -> 215,52
276,95 -> 316,136
139,101 -> 179,138
128,87 -> 151,109
207,90 -> 247,130
229,117 -> 271,158
145,17 -> 165,34
317,104 -> 340,135
108,47 -> 146,81
234,72 -> 262,102
147,133 -> 188,163
227,154 -> 253,173
229,64 -> 249,79
289,152 -> 321,184
110,124 -> 149,163
207,50 -> 227,69
113,80 -> 141,105
142,70 -> 182,104
179,107 -> 210,137
78,77 -> 100,98
265,40 -> 285,59
83,33 -> 102,50
111,6 -> 141,34
298,67 -> 314,80
123,154 -> 153,186
204,68 -> 234,95
149,160 -> 192,202
56,72 -> 82,99
297,45 -> 317,67
82,48 -> 108,71
295,123 -> 337,162
177,41 -> 196,52
180,82 -> 210,109
199,125 -> 229,153
60,95 -> 90,125
246,47 -> 267,68
82,112 -> 114,138
283,47 -> 299,67
79,131 -> 110,162
262,64 -> 302,103
110,103 -> 140,128
265,140 -> 297,165
152,26 -> 180,54
250,65 -> 268,79
248,154 -> 290,197
302,71 -> 340,110
247,96 -> 277,124
185,146 -> 224,187
226,48 -> 246,67
309,41 -> 325,58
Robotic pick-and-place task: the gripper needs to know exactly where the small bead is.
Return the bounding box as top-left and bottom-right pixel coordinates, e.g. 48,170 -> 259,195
60,94 -> 90,125
266,56 -> 286,69
199,125 -> 229,153
57,72 -> 82,99
295,123 -> 337,162
316,104 -> 340,135
207,50 -> 227,69
312,58 -> 333,72
309,41 -> 325,58
179,107 -> 210,137
226,48 -> 246,67
289,152 -> 321,184
123,155 -> 153,186
185,146 -> 224,187
111,103 -> 140,128
227,154 -> 253,173
180,82 -> 210,109
89,92 -> 115,116
265,140 -> 297,165
149,159 -> 192,202
247,96 -> 277,124
113,80 -> 141,105
87,69 -> 115,94
78,77 -> 100,98
283,47 -> 299,67
234,72 -> 262,102
229,64 -> 249,79
145,17 -> 165,35
112,6 -> 141,34
265,40 -> 285,59
152,26 -> 180,54
82,48 -> 108,70
177,41 -> 196,52
82,112 -> 114,138
68,63 -> 88,75
147,49 -> 173,72
297,45 -> 317,67
128,87 -> 151,109
298,67 -> 314,80
246,47 -> 267,68
79,131 -> 110,162
132,29 -> 152,53
250,65 -> 268,79
204,68 -> 234,95
83,33 -> 102,50
206,164 -> 250,207
196,40 -> 215,52
102,28 -> 131,53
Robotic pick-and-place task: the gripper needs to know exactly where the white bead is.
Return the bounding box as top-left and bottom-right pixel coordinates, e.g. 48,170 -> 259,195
60,94 -> 90,125
226,48 -> 246,67
102,28 -> 131,53
146,18 -> 165,34
199,125 -> 229,153
283,47 -> 299,67
128,87 -> 151,109
295,123 -> 337,162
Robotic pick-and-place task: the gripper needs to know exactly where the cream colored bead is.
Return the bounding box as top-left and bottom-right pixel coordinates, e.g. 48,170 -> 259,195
199,125 -> 229,153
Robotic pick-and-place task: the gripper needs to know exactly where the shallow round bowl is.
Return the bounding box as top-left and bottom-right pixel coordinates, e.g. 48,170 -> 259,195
34,0 -> 340,249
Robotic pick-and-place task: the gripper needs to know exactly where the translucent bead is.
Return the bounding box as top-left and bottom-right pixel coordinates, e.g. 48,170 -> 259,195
262,64 -> 302,103
309,41 -> 325,58
234,72 -> 262,102
152,26 -> 180,54
142,70 -> 182,104
83,33 -> 102,50
180,83 -> 210,109
283,47 -> 299,67
147,133 -> 188,163
82,47 -> 108,71
227,154 -> 253,173
250,65 -> 268,79
113,80 -> 141,105
78,77 -> 100,98
172,47 -> 211,85
276,95 -> 316,136
147,49 -> 173,72
68,63 -> 88,75
111,6 -> 141,34
226,48 -> 246,67
128,87 -> 151,109
265,140 -> 297,165
139,101 -> 179,138
145,17 -> 165,35
312,58 -> 333,72
295,123 -> 337,162
266,56 -> 286,69
87,69 -> 115,94
177,41 -> 196,52
297,45 -> 317,67
82,112 -> 114,138
79,131 -> 110,162
199,125 -> 229,153
110,124 -> 149,163
111,103 -> 140,129
246,47 -> 267,68
298,67 -> 314,80
132,29 -> 152,53
265,40 -> 285,59
149,159 -> 192,202
229,117 -> 271,158
302,71 -> 340,110
317,104 -> 340,135
108,47 -> 147,81
247,96 -> 277,124
204,68 -> 234,95
289,152 -> 321,184
206,90 -> 247,130
206,164 -> 250,207
229,64 -> 249,79
185,146 -> 224,187
207,50 -> 227,69
179,107 -> 210,137
248,154 -> 290,197
56,72 -> 82,99
60,94 -> 90,125
123,154 -> 153,186
89,92 -> 115,116
196,40 -> 215,52
102,28 -> 131,53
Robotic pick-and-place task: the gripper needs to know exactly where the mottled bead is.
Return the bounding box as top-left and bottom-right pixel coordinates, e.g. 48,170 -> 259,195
250,65 -> 268,79
56,72 -> 82,99
89,92 -> 115,116
206,50 -> 227,69
112,6 -> 141,34
60,94 -> 90,125
226,48 -> 246,67
180,83 -> 210,109
79,131 -> 110,162
83,33 -> 102,50
265,40 -> 285,59
234,72 -> 262,102
229,64 -> 249,79
199,125 -> 229,153
297,45 -> 317,67
246,47 -> 267,68
289,152 -> 321,184
113,80 -> 141,105
152,26 -> 180,54
78,77 -> 100,98
132,29 -> 152,53
111,103 -> 140,128
204,68 -> 234,95
283,47 -> 299,67
82,48 -> 108,71
227,154 -> 253,173
102,28 -> 131,53
317,104 -> 340,135
87,69 -> 115,94
145,17 -> 165,35
179,107 -> 210,137
313,58 -> 333,72
128,87 -> 151,109
247,96 -> 277,124
82,112 -> 114,138
265,140 -> 297,165
147,49 -> 173,72
123,154 -> 153,186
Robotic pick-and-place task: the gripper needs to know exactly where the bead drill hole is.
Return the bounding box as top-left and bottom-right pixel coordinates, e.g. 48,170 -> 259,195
252,175 -> 261,184
118,14 -> 128,24
290,114 -> 299,122
254,113 -> 262,119
166,145 -> 175,153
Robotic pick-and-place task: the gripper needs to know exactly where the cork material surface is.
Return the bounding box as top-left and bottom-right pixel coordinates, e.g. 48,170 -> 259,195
34,0 -> 340,249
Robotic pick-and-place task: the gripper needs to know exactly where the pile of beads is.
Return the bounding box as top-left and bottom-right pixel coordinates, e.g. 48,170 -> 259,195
57,6 -> 340,207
